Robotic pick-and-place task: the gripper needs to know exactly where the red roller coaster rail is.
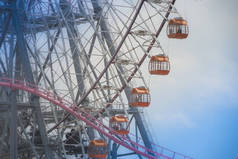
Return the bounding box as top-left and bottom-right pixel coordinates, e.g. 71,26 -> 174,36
0,78 -> 193,159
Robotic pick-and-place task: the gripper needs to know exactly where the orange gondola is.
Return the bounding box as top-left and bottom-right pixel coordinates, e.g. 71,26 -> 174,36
88,139 -> 108,159
167,17 -> 189,39
129,87 -> 150,107
110,115 -> 129,135
149,54 -> 170,75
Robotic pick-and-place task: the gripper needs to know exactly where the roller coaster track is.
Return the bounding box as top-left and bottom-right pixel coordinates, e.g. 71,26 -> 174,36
0,78 -> 192,159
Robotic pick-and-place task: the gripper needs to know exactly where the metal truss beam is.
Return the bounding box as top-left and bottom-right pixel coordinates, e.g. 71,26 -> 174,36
0,12 -> 11,49
9,91 -> 17,159
111,143 -> 117,159
91,0 -> 155,156
0,4 -> 11,11
11,1 -> 52,158
60,0 -> 86,98
117,152 -> 137,157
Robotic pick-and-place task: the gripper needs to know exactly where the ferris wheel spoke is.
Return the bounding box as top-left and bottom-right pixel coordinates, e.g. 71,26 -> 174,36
74,3 -> 135,101
93,0 -> 176,118
73,0 -> 145,107
36,29 -> 61,83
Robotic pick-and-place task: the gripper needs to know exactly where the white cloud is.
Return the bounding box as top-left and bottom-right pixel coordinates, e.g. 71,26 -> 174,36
139,0 -> 238,129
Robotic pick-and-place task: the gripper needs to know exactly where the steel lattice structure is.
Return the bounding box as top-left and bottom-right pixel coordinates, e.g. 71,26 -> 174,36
0,0 -> 192,158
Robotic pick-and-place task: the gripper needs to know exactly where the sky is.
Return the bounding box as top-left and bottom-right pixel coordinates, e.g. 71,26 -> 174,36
144,0 -> 238,158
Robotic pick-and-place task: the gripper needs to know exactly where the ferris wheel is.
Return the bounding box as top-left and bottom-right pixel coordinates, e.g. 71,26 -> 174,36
0,0 -> 190,159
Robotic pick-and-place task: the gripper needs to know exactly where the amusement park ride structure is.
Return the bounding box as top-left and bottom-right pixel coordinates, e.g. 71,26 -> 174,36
0,0 -> 191,158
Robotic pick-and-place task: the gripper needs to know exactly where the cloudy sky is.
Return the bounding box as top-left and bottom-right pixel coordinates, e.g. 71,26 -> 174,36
143,0 -> 238,158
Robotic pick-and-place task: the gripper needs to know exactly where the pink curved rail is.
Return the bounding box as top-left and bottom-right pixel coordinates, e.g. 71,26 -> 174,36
129,133 -> 193,159
0,78 -> 191,159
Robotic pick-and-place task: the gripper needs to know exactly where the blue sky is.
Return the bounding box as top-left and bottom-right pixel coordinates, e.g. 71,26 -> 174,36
144,0 -> 238,158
